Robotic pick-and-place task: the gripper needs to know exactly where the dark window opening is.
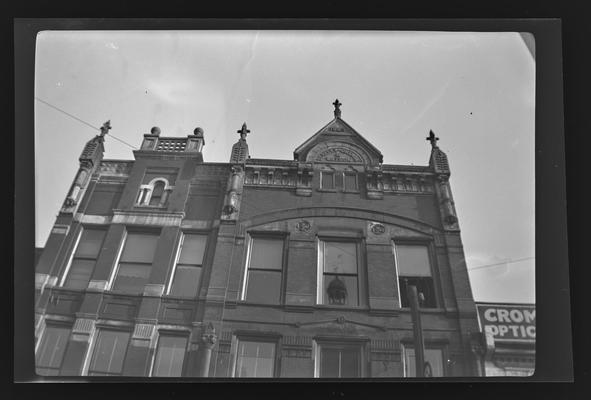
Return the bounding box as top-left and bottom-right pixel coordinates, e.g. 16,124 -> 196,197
321,171 -> 335,190
112,233 -> 159,294
319,345 -> 361,378
63,229 -> 106,290
88,330 -> 130,376
235,340 -> 276,377
149,181 -> 165,206
36,325 -> 71,376
244,237 -> 284,304
169,234 -> 207,297
322,241 -> 359,306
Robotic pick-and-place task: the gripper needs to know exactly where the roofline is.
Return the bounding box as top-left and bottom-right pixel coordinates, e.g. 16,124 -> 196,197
293,116 -> 383,159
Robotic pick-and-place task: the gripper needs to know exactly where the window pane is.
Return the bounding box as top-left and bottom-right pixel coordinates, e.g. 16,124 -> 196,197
169,265 -> 202,297
149,182 -> 165,206
345,174 -> 357,190
322,172 -> 334,189
404,347 -> 444,377
178,234 -> 207,265
75,229 -> 105,258
340,348 -> 360,377
63,259 -> 95,289
152,336 -> 187,377
36,326 -> 70,372
399,277 -> 436,308
323,274 -> 358,306
396,245 -> 432,276
324,242 -> 357,274
236,341 -> 275,377
120,233 -> 159,263
249,238 -> 283,270
112,263 -> 151,294
320,348 -> 340,377
245,270 -> 281,304
89,330 -> 130,375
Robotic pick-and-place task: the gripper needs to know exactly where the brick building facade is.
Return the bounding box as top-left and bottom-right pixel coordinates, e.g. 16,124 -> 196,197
34,100 -> 482,378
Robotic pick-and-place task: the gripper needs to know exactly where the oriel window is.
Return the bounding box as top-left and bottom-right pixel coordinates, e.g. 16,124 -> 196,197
235,340 -> 276,378
87,330 -> 130,376
319,241 -> 359,306
243,236 -> 284,304
395,244 -> 437,308
112,232 -> 159,294
169,234 -> 207,298
63,228 -> 106,290
35,325 -> 71,376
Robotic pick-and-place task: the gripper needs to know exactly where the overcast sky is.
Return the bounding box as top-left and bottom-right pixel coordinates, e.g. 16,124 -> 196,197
34,30 -> 535,303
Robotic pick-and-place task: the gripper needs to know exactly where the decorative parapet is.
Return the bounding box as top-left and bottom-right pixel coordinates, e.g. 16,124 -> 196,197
296,162 -> 314,197
99,160 -> 134,176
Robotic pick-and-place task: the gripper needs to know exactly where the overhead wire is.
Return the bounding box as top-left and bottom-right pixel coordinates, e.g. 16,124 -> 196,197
34,97 -> 138,150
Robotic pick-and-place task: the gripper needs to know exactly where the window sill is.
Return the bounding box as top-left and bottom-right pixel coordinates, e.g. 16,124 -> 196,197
134,205 -> 167,210
316,188 -> 337,193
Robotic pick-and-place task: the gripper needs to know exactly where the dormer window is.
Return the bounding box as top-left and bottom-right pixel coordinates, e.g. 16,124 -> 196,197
136,178 -> 173,207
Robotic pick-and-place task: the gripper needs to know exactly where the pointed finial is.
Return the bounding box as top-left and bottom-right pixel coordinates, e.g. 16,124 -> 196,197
333,99 -> 342,118
237,122 -> 250,139
426,130 -> 439,148
100,120 -> 111,136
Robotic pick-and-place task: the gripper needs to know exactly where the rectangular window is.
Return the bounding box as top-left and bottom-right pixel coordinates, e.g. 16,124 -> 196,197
36,325 -> 71,376
235,340 -> 276,378
88,330 -> 130,376
320,171 -> 335,190
403,346 -> 445,377
112,232 -> 159,294
63,228 -> 106,289
243,236 -> 284,304
319,240 -> 359,306
395,244 -> 437,308
318,343 -> 362,378
344,172 -> 358,191
152,335 -> 188,377
169,234 -> 207,297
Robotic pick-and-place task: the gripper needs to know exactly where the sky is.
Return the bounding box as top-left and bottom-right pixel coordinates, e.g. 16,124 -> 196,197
34,30 -> 535,303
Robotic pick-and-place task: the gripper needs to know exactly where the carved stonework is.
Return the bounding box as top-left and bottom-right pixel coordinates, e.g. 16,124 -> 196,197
295,220 -> 311,233
370,223 -> 386,235
315,147 -> 363,163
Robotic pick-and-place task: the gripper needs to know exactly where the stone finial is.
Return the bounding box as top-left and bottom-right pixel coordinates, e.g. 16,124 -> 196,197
100,120 -> 111,136
193,127 -> 204,137
237,122 -> 250,139
426,130 -> 439,148
150,126 -> 161,136
333,98 -> 342,118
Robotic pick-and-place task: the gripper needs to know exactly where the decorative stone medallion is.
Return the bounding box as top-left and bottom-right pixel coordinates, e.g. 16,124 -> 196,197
295,220 -> 312,233
370,222 -> 386,235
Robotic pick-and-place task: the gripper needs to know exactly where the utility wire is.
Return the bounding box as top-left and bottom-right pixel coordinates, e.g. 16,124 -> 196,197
35,96 -> 138,150
468,256 -> 535,271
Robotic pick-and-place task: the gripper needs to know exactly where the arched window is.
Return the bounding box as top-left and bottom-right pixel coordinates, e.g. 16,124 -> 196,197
136,178 -> 173,207
149,181 -> 165,206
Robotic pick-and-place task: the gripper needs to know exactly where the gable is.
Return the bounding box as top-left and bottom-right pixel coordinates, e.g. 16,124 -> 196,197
294,117 -> 383,165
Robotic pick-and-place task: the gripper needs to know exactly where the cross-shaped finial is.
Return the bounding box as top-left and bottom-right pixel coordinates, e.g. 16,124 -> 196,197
237,122 -> 250,139
426,130 -> 439,148
100,120 -> 111,136
333,98 -> 342,118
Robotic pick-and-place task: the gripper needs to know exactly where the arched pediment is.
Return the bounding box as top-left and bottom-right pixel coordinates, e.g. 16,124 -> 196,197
293,117 -> 383,165
307,141 -> 369,164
